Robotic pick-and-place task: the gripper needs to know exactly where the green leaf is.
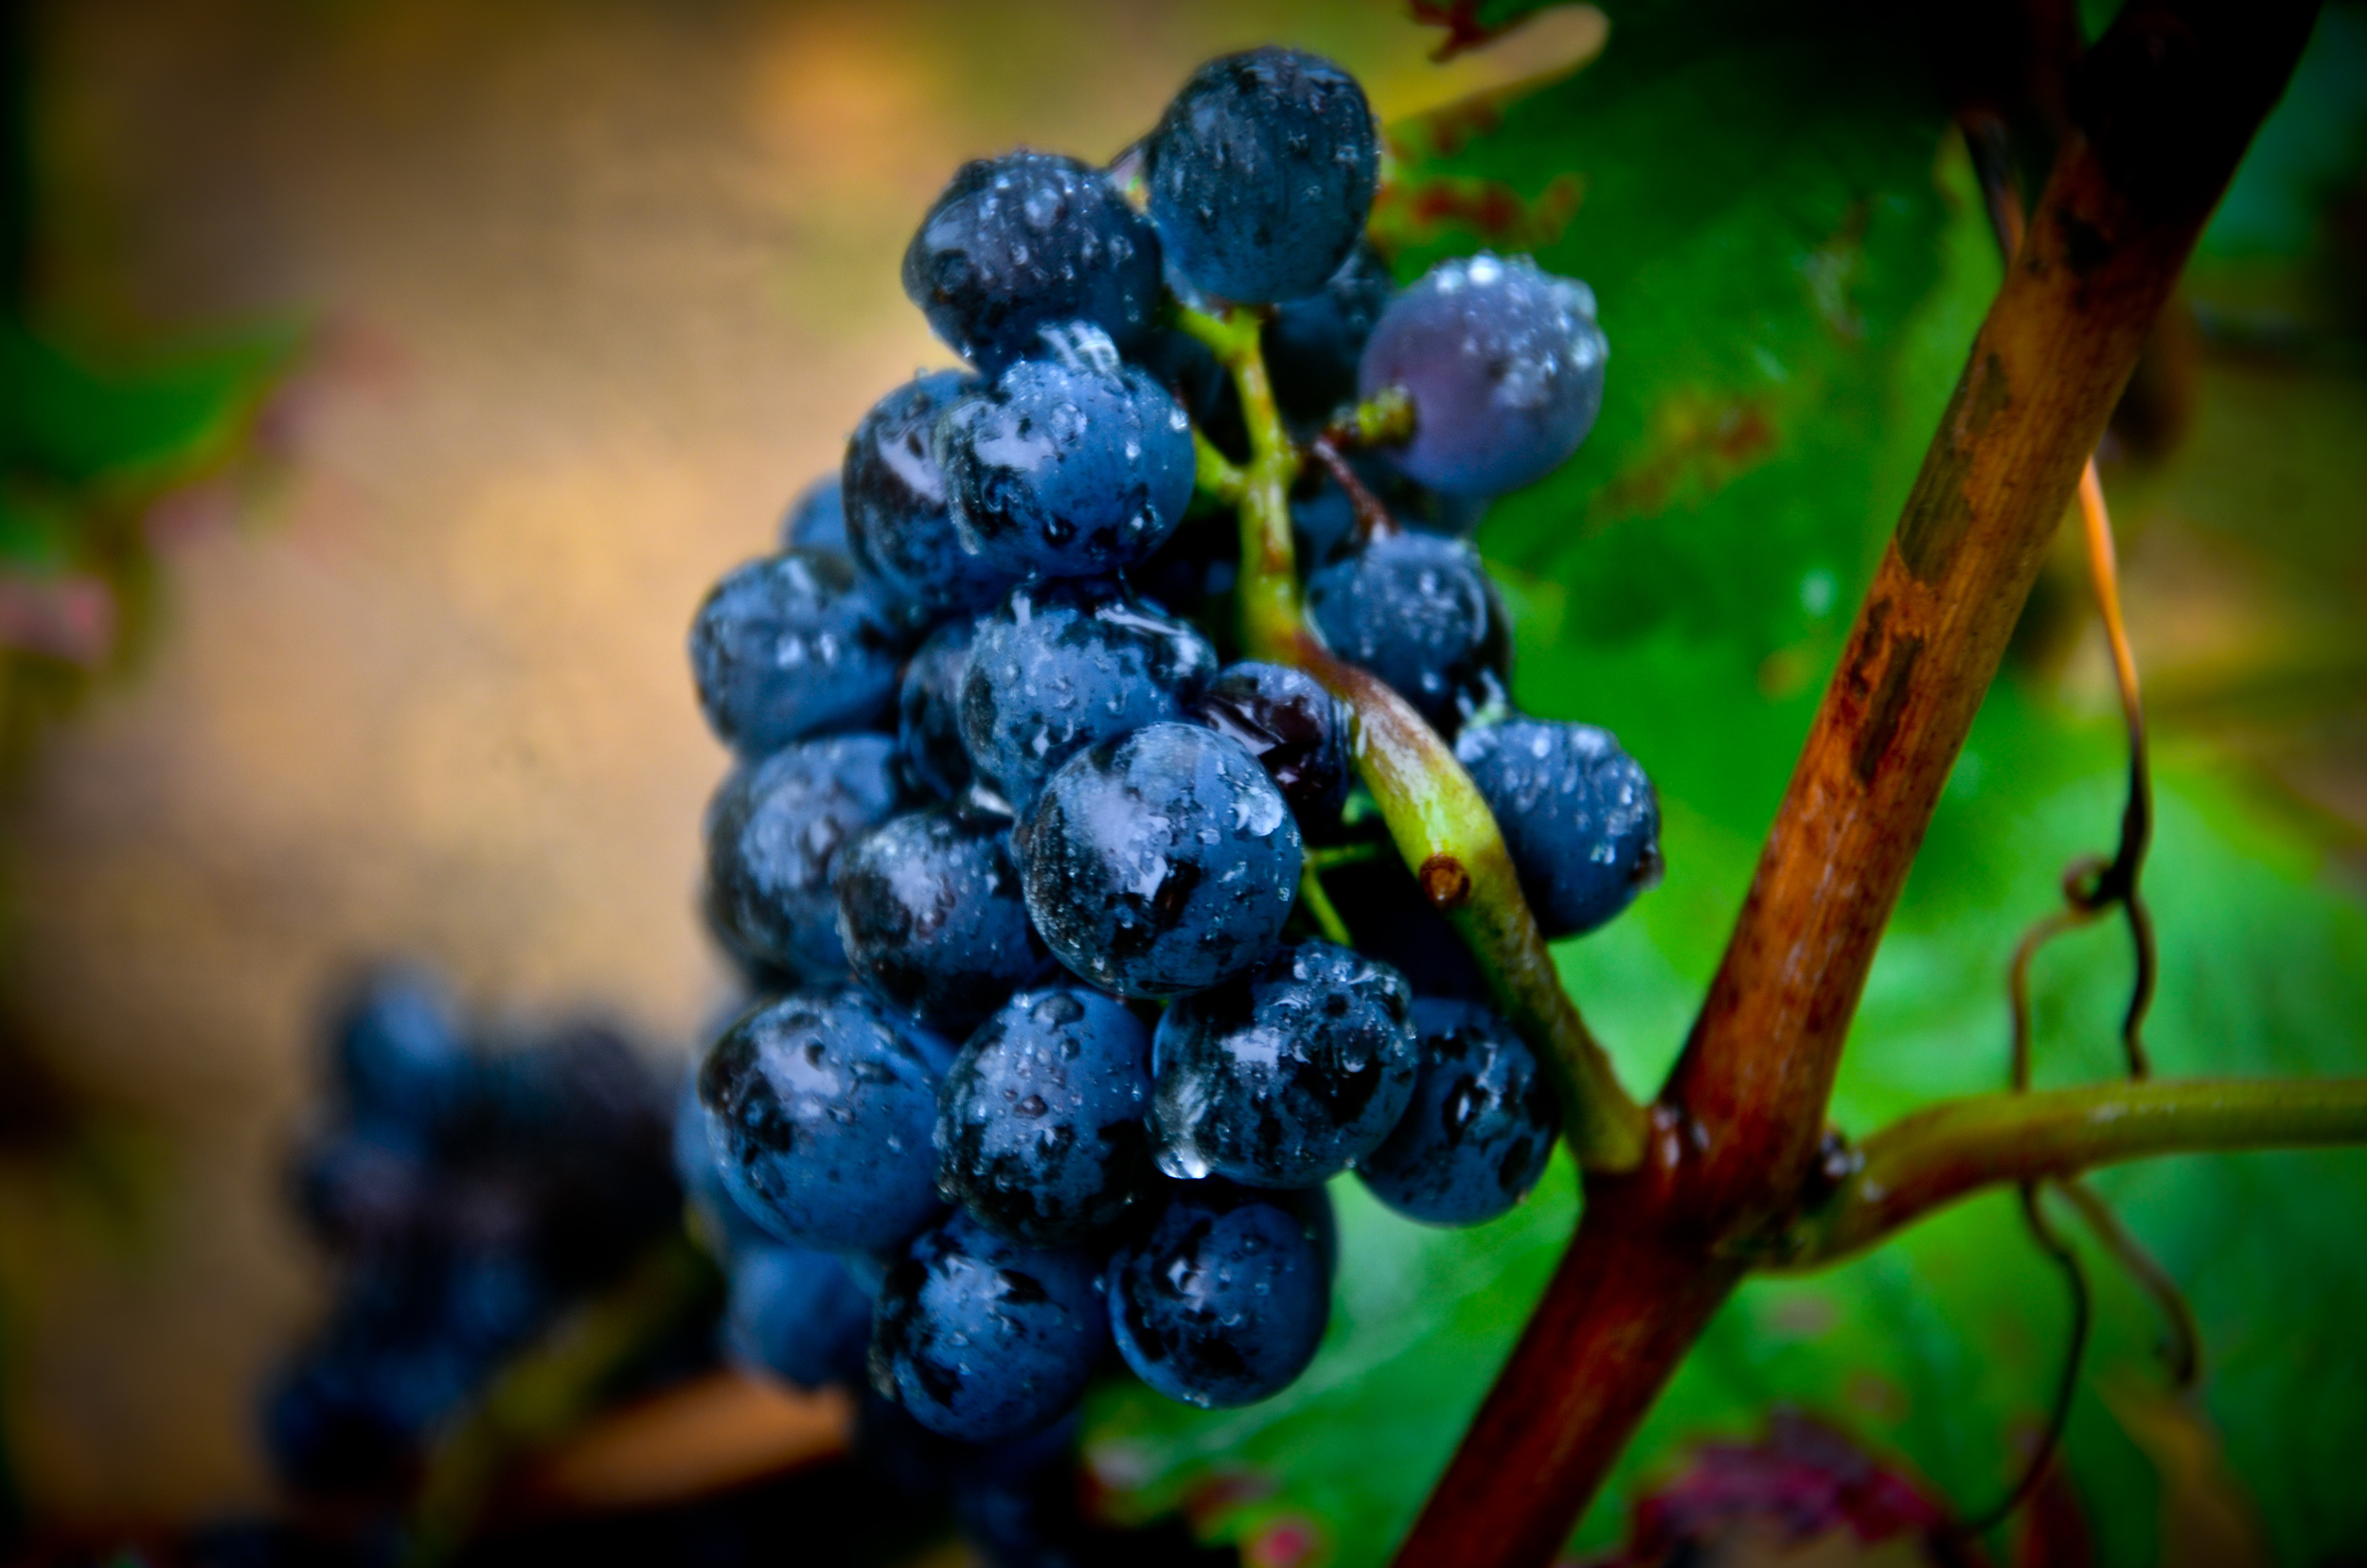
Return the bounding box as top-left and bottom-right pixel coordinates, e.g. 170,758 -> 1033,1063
0,315 -> 285,490
1087,7 -> 2367,1567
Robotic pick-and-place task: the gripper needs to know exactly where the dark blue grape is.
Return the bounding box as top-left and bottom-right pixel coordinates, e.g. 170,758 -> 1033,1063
689,549 -> 906,757
935,989 -> 1154,1244
725,1241 -> 875,1390
1017,722 -> 1301,999
1451,718 -> 1662,937
698,989 -> 951,1252
844,370 -> 1017,615
1267,239 -> 1395,424
475,1019 -> 683,1292
958,578 -> 1218,811
902,151 -> 1165,374
1290,473 -> 1358,567
265,1243 -> 548,1493
1185,660 -> 1352,824
1305,531 -> 1510,732
869,1210 -> 1106,1441
1145,48 -> 1379,304
898,616 -> 979,800
834,797 -> 1048,1036
325,965 -> 471,1131
1149,939 -> 1416,1187
673,1071 -> 774,1261
1358,999 -> 1559,1224
781,473 -> 848,555
1360,252 -> 1608,498
936,325 -> 1195,580
1105,1181 -> 1328,1409
704,735 -> 903,983
291,1126 -> 433,1250
1132,506 -> 1240,631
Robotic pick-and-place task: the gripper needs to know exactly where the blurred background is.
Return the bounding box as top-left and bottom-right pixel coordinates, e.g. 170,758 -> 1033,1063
0,0 -> 2359,1562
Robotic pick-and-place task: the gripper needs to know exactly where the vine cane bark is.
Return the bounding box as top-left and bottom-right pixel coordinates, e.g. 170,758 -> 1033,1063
1390,6 -> 2323,1565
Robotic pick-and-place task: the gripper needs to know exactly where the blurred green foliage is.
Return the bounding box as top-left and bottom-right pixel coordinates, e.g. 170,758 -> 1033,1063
0,2 -> 287,768
1088,5 -> 2367,1564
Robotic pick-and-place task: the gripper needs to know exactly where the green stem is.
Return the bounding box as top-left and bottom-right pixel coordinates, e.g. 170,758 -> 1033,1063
1299,864 -> 1354,947
1173,299 -> 1649,1173
1305,841 -> 1383,871
1175,303 -> 1300,660
1777,1078 -> 2367,1268
1306,644 -> 1648,1169
1195,429 -> 1244,505
1323,384 -> 1415,450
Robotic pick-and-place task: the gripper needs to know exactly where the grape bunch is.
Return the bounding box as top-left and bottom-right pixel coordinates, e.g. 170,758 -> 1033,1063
267,967 -> 685,1497
683,41 -> 1658,1498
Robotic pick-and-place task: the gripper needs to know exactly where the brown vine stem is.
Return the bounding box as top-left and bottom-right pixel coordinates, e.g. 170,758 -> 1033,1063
1391,6 -> 2322,1565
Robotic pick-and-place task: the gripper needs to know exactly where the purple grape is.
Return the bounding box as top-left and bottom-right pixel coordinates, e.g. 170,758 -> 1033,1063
1105,1180 -> 1329,1409
1186,660 -> 1353,824
688,548 -> 906,757
958,577 -> 1218,811
844,370 -> 1018,615
698,989 -> 952,1253
1359,252 -> 1608,498
834,796 -> 1049,1037
869,1210 -> 1106,1441
703,736 -> 904,984
934,988 -> 1155,1245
